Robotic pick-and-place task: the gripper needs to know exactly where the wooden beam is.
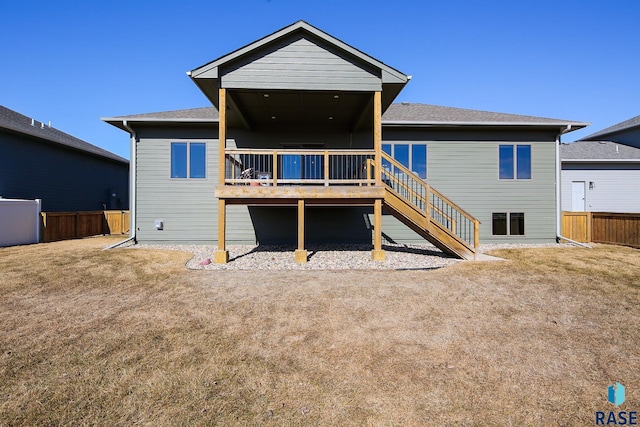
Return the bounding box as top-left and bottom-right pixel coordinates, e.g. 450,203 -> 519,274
218,88 -> 227,185
372,198 -> 385,261
215,185 -> 385,200
295,199 -> 307,263
214,199 -> 229,264
374,91 -> 382,186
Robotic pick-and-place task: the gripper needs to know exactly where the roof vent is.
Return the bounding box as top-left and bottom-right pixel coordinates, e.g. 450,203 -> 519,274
30,118 -> 35,126
40,122 -> 45,129
401,102 -> 410,105
48,121 -> 51,128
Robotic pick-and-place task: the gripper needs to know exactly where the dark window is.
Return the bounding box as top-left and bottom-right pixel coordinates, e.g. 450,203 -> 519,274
493,212 -> 525,235
510,212 -> 525,235
171,142 -> 206,179
492,213 -> 508,235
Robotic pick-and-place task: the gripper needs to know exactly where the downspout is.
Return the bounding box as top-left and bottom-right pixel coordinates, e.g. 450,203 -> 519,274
104,120 -> 137,250
555,125 -> 590,248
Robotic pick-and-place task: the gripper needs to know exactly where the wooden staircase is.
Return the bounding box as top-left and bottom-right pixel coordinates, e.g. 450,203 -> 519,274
373,153 -> 480,260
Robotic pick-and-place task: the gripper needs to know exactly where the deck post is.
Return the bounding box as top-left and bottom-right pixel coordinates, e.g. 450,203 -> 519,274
372,198 -> 385,261
295,199 -> 307,263
214,199 -> 229,264
374,91 -> 382,186
214,87 -> 229,263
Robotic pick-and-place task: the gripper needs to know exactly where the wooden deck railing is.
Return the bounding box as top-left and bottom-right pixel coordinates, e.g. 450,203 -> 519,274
224,149 -> 375,186
376,152 -> 480,251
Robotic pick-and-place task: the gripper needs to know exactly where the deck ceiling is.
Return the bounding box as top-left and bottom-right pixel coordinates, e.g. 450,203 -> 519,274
228,89 -> 372,131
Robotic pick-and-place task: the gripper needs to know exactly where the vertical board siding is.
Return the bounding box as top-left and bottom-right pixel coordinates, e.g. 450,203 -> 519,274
221,36 -> 381,91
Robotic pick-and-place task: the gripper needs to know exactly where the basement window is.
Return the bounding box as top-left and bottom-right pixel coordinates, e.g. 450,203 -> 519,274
492,212 -> 525,236
171,142 -> 206,179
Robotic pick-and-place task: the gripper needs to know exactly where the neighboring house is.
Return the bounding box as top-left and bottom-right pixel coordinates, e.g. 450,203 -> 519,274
561,116 -> 640,213
582,115 -> 640,149
103,21 -> 585,262
0,105 -> 129,212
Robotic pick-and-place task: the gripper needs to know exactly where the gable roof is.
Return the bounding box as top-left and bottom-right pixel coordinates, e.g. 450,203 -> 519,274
190,20 -> 407,84
561,139 -> 640,161
1,106 -> 128,164
103,103 -> 587,132
188,21 -> 409,115
582,114 -> 640,141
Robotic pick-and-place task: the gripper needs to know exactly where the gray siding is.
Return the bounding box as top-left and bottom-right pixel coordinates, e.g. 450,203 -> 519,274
221,35 -> 381,92
135,128 -> 219,244
561,163 -> 640,213
0,130 -> 128,212
382,128 -> 559,244
134,125 -> 559,245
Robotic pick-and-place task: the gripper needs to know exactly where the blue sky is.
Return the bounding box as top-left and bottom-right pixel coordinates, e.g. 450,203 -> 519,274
2,0 -> 639,159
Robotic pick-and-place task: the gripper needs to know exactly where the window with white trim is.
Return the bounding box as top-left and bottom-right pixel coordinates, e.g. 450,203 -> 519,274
382,143 -> 427,179
171,142 -> 206,179
499,144 -> 531,180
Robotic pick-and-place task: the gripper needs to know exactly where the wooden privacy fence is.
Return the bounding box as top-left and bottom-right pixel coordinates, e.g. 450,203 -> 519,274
41,210 -> 130,243
562,212 -> 640,248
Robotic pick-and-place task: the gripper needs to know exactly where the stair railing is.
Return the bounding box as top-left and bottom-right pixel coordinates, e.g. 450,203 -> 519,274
370,153 -> 480,252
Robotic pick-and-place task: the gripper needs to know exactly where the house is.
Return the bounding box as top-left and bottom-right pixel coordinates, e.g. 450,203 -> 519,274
582,115 -> 640,149
0,106 -> 129,213
561,116 -> 640,213
103,21 -> 586,262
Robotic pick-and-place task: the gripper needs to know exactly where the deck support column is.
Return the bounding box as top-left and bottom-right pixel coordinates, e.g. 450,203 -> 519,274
372,91 -> 385,261
374,91 -> 382,186
214,87 -> 229,263
372,198 -> 385,261
295,199 -> 307,263
214,199 -> 229,264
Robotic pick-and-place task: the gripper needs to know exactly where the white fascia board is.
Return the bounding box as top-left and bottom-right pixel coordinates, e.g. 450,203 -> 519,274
382,121 -> 589,128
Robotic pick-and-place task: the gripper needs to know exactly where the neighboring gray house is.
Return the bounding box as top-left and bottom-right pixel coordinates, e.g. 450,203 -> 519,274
104,21 -> 586,262
561,116 -> 640,213
0,105 -> 129,212
582,115 -> 640,149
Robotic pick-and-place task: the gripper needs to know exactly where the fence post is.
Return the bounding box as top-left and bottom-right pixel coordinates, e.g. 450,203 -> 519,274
41,212 -> 47,243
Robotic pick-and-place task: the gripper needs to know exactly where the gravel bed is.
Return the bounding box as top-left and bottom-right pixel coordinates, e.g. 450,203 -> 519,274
129,241 -> 574,271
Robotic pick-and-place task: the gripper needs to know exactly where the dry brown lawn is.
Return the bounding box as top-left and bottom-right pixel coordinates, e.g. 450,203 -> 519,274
0,237 -> 638,426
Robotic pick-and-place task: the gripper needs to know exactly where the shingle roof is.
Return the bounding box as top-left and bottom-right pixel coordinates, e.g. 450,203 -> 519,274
582,114 -> 640,141
106,103 -> 585,128
382,103 -> 583,125
561,139 -> 640,160
0,106 -> 128,164
110,107 -> 219,121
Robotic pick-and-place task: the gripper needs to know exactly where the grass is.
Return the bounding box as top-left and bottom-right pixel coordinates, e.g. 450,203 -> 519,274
0,237 -> 638,426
